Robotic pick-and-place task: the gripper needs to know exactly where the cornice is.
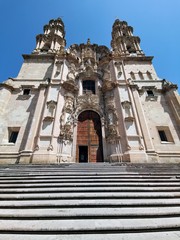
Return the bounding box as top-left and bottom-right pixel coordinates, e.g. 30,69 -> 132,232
112,56 -> 154,62
22,54 -> 55,60
132,80 -> 162,83
0,83 -> 14,91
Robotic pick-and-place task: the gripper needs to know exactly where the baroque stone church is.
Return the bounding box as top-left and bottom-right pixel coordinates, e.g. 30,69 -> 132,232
0,18 -> 179,164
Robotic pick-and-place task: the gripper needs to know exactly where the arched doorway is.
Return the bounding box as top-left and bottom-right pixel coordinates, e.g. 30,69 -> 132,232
76,110 -> 103,163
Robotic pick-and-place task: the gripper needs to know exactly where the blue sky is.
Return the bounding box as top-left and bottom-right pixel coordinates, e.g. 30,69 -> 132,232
0,0 -> 180,91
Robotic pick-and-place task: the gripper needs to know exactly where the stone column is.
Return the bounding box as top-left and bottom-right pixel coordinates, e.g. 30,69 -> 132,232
50,40 -> 54,52
122,40 -> 127,54
79,79 -> 83,95
35,40 -> 41,50
72,120 -> 78,162
39,39 -> 44,49
101,118 -> 107,161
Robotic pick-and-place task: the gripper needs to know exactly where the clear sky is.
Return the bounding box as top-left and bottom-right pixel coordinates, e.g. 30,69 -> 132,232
0,0 -> 180,91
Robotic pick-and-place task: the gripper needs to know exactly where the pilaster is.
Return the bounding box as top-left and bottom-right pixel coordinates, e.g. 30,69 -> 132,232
163,86 -> 180,125
18,84 -> 47,163
0,82 -> 13,113
130,85 -> 158,161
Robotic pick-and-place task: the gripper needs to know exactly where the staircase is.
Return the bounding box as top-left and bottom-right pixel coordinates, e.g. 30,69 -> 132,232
0,163 -> 180,240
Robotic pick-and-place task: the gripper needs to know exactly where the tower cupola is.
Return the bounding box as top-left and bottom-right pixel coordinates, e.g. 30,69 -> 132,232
33,18 -> 66,54
111,19 -> 144,56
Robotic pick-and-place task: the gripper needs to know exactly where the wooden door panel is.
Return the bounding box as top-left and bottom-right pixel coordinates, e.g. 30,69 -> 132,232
90,146 -> 98,163
76,111 -> 103,162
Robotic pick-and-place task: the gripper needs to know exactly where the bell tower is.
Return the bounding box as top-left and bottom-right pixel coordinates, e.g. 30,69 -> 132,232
111,19 -> 144,56
33,18 -> 66,53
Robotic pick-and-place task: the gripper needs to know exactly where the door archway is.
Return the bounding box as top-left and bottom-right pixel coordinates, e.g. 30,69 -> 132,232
76,110 -> 103,163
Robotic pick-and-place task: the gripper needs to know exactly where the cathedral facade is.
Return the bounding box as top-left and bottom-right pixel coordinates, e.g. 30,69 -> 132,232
0,18 -> 180,164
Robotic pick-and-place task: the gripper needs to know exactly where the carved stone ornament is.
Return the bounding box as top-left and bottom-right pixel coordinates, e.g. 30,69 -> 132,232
34,145 -> 39,152
105,96 -> 116,111
162,79 -> 178,92
114,62 -> 122,71
102,66 -> 110,80
61,63 -> 78,92
59,123 -> 73,142
127,145 -> 131,150
67,63 -> 76,80
121,101 -> 134,121
139,144 -> 144,150
47,100 -> 57,109
114,62 -> 122,78
124,116 -> 134,122
66,45 -> 80,64
64,95 -> 74,113
43,116 -> 54,121
78,67 -> 100,80
61,80 -> 78,93
47,144 -> 53,151
56,45 -> 66,55
84,58 -> 95,68
55,60 -> 63,76
97,45 -> 110,60
121,100 -> 131,109
84,46 -> 93,59
76,92 -> 99,114
107,111 -> 118,126
106,124 -> 120,143
60,63 -> 77,92
102,79 -> 116,92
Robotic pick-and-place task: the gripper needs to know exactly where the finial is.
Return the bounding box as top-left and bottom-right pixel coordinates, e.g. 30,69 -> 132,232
87,38 -> 91,45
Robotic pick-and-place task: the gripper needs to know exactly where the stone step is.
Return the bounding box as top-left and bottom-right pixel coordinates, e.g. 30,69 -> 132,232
0,164 -> 179,238
0,198 -> 180,208
1,163 -> 180,168
1,186 -> 180,193
1,232 -> 180,240
1,166 -> 180,171
1,169 -> 179,174
0,178 -> 179,183
0,217 -> 179,233
1,164 -> 180,174
1,192 -> 180,200
1,182 -> 179,187
0,170 -> 178,174
0,174 -> 179,179
1,207 -> 180,218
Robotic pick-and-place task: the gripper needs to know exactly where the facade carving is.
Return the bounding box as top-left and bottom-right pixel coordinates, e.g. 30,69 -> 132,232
76,92 -> 99,113
0,18 -> 179,164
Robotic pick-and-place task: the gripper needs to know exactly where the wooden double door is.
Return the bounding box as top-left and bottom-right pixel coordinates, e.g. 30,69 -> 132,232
76,111 -> 103,163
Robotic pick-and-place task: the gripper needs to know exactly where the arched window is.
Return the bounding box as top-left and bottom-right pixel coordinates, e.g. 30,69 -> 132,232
82,80 -> 95,94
